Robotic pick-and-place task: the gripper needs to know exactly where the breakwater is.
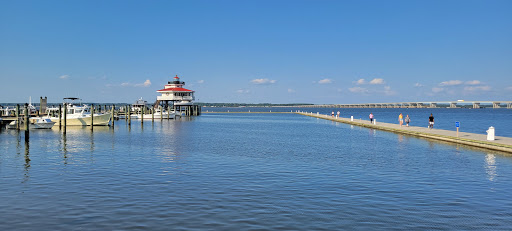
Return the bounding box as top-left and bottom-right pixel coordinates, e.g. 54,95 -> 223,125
298,112 -> 512,154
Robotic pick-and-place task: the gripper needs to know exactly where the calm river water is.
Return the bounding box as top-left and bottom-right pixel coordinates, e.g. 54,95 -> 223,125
1,113 -> 512,230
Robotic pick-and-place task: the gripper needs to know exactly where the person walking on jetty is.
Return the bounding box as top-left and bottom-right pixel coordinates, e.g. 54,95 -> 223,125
337,111 -> 340,118
428,113 -> 434,129
331,111 -> 334,117
405,115 -> 410,127
369,113 -> 374,124
398,113 -> 403,127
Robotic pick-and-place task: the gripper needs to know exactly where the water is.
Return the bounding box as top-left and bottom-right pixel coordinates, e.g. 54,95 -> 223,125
205,107 -> 512,137
1,113 -> 512,230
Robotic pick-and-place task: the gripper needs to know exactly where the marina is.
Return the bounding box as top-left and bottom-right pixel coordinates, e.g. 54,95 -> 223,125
2,1 -> 512,229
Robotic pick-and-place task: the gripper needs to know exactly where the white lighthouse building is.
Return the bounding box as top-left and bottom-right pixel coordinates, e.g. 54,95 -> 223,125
155,75 -> 196,113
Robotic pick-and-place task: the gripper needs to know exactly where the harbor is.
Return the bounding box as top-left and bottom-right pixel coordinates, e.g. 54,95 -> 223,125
0,75 -> 202,130
2,0 -> 512,230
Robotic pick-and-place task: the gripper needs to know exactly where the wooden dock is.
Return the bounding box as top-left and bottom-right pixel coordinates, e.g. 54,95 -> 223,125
297,112 -> 512,153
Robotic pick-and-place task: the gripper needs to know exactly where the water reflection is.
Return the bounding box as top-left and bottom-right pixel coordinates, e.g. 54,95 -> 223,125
62,133 -> 68,164
23,138 -> 30,183
485,153 -> 497,182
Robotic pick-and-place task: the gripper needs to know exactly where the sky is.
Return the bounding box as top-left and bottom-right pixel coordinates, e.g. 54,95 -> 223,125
1,0 -> 511,104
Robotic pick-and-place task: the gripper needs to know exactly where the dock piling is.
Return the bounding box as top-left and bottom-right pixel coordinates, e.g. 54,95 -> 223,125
127,106 -> 131,126
159,106 -> 163,121
91,104 -> 94,129
63,103 -> 67,134
24,104 -> 29,141
111,105 -> 115,127
16,104 -> 20,130
141,106 -> 144,125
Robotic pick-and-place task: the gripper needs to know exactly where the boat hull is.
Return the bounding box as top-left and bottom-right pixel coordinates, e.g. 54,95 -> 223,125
49,113 -> 111,126
30,122 -> 56,129
129,112 -> 177,119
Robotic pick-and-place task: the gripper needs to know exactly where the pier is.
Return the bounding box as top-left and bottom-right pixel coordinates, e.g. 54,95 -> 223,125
291,101 -> 512,109
297,112 -> 512,153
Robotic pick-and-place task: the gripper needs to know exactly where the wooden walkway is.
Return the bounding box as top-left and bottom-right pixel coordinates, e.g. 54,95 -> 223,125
298,112 -> 512,153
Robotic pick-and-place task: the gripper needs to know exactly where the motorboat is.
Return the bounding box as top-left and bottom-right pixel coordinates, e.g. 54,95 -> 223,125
42,98 -> 111,126
128,97 -> 178,119
30,118 -> 56,129
132,97 -> 149,113
7,120 -> 17,129
129,108 -> 177,119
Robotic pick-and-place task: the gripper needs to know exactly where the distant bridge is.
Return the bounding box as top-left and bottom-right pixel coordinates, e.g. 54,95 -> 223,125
291,101 -> 512,109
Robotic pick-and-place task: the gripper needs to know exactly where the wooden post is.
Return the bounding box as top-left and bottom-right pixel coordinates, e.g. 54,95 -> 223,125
91,104 -> 94,129
24,104 -> 29,141
167,106 -> 170,120
16,104 -> 20,130
125,106 -> 128,121
128,106 -> 131,126
141,106 -> 144,125
63,103 -> 67,134
111,104 -> 115,127
160,106 -> 163,121
58,105 -> 62,129
151,107 -> 154,122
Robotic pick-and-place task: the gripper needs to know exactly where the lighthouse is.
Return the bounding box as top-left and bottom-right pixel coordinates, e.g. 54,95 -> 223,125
155,75 -> 199,115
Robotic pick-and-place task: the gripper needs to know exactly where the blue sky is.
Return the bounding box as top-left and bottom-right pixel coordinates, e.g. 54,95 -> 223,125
1,0 -> 511,104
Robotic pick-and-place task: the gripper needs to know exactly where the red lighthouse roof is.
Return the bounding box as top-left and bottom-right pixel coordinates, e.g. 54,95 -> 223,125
157,87 -> 194,92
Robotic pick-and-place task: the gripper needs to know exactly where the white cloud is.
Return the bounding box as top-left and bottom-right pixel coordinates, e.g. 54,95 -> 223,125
414,83 -> 424,87
141,79 -> 152,87
236,89 -> 250,94
464,86 -> 491,92
355,79 -> 366,85
318,78 -> 333,84
133,79 -> 151,87
337,88 -> 343,92
115,79 -> 152,87
506,86 -> 512,91
465,80 -> 481,85
59,75 -> 69,79
198,80 -> 205,84
369,78 -> 385,85
251,78 -> 276,85
432,87 -> 444,93
349,87 -> 368,94
287,88 -> 296,93
439,80 -> 463,86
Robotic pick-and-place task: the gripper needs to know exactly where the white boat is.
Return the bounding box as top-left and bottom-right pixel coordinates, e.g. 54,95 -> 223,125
128,97 -> 178,119
129,110 -> 177,119
7,120 -> 17,129
30,118 -> 56,129
174,101 -> 194,106
42,98 -> 111,126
